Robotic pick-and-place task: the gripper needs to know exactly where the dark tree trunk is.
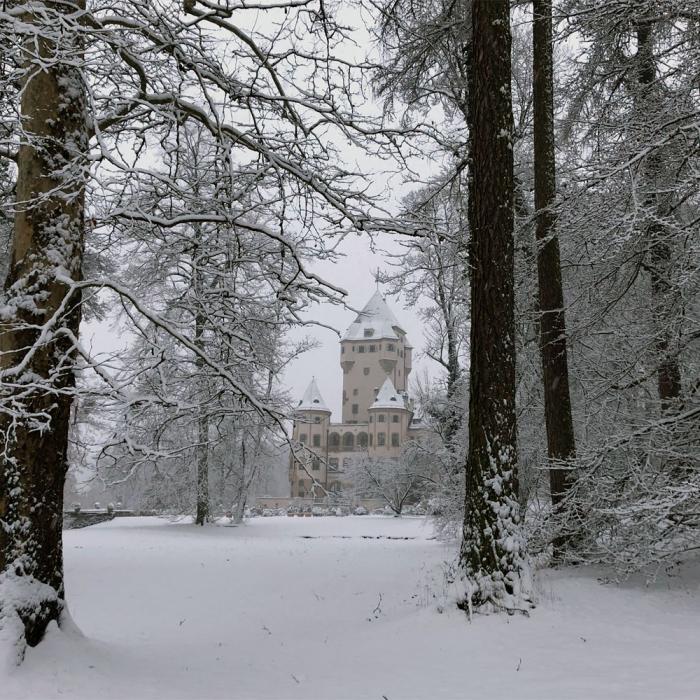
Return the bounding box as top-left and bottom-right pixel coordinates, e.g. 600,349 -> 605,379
532,0 -> 577,506
635,19 -> 682,411
0,1 -> 87,651
193,250 -> 209,526
458,0 -> 529,613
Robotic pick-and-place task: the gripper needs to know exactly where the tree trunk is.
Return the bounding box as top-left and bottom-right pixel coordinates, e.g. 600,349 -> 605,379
532,0 -> 577,506
0,0 -> 87,652
194,251 -> 209,526
458,0 -> 530,613
635,19 -> 682,411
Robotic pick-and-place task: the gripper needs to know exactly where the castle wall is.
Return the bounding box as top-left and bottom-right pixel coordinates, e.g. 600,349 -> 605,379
340,335 -> 412,424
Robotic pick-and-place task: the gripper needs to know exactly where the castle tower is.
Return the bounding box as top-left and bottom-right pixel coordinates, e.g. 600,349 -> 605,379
367,377 -> 411,457
290,378 -> 331,499
339,291 -> 412,424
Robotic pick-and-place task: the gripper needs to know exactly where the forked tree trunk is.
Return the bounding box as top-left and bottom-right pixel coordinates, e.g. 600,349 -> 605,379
0,1 -> 87,652
458,0 -> 530,613
532,0 -> 577,506
635,18 -> 682,411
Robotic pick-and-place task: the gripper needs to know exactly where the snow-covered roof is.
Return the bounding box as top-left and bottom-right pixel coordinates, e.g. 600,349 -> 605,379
296,378 -> 331,413
369,378 -> 408,411
341,291 -> 406,342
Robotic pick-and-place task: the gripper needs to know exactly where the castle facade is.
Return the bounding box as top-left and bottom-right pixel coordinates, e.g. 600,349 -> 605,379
289,292 -> 425,501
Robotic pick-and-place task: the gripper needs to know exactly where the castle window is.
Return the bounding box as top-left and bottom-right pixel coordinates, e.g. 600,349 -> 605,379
392,415 -> 399,423
313,434 -> 321,447
343,457 -> 352,468
358,432 -> 368,448
329,458 -> 339,469
298,482 -> 306,497
391,433 -> 400,447
329,432 -> 340,448
358,345 -> 365,353
353,388 -> 358,396
378,414 -> 385,423
377,432 -> 386,446
312,457 -> 320,471
369,345 -> 376,352
364,328 -> 374,337
343,432 -> 355,449
369,415 -> 373,423
387,343 -> 395,351
352,403 -> 358,415
314,416 -> 321,423
369,434 -> 373,446
363,367 -> 370,376
299,434 -> 307,443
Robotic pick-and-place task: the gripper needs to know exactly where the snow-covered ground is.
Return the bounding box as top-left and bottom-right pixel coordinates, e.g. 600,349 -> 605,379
3,516 -> 699,699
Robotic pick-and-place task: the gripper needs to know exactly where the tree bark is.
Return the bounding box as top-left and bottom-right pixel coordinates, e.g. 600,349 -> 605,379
635,18 -> 682,411
532,0 -> 577,506
458,0 -> 529,612
193,244 -> 209,526
0,1 -> 87,650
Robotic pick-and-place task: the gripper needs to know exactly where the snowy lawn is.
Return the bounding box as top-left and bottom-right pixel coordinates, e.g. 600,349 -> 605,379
3,515 -> 699,699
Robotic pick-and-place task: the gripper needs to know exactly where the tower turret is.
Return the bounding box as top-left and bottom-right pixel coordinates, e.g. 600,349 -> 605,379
339,291 -> 412,423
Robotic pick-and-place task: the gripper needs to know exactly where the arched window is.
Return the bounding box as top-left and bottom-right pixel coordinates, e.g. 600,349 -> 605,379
357,432 -> 368,448
342,432 -> 355,449
329,432 -> 340,448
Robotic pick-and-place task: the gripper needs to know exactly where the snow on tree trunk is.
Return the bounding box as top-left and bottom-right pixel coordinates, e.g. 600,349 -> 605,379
0,0 -> 87,659
456,0 -> 531,615
532,0 -> 577,507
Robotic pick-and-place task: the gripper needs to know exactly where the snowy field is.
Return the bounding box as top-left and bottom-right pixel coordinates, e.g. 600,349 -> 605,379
3,516 -> 700,700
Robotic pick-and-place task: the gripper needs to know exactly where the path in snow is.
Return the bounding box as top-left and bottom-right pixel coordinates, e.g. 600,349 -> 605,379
3,515 -> 700,699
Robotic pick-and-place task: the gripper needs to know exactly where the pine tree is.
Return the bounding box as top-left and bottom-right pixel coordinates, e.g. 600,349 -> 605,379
457,0 -> 530,614
532,0 -> 577,507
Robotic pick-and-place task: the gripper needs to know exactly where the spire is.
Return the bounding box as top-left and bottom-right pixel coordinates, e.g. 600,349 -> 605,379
369,377 -> 408,410
296,377 -> 331,413
341,291 -> 405,341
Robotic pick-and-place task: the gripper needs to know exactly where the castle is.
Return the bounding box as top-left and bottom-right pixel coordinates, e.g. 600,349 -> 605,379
289,291 -> 425,502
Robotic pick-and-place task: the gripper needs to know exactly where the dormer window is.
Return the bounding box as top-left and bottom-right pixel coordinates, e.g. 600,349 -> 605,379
313,398 -> 319,404
364,328 -> 374,337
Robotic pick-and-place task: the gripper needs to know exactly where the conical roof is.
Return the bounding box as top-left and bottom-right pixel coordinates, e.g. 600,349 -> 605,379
296,378 -> 331,413
369,377 -> 408,411
341,291 -> 405,341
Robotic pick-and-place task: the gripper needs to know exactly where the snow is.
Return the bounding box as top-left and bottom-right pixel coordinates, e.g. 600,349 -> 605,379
2,516 -> 699,699
341,291 -> 405,341
296,377 -> 331,413
369,377 -> 407,410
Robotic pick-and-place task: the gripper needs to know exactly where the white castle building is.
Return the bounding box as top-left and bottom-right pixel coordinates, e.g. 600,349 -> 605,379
289,291 -> 426,501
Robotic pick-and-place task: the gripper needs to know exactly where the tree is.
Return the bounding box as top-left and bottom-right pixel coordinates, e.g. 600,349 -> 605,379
1,0 -> 415,655
349,441 -> 437,515
0,0 -> 87,656
532,0 -> 577,510
380,177 -> 469,448
456,0 -> 531,614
